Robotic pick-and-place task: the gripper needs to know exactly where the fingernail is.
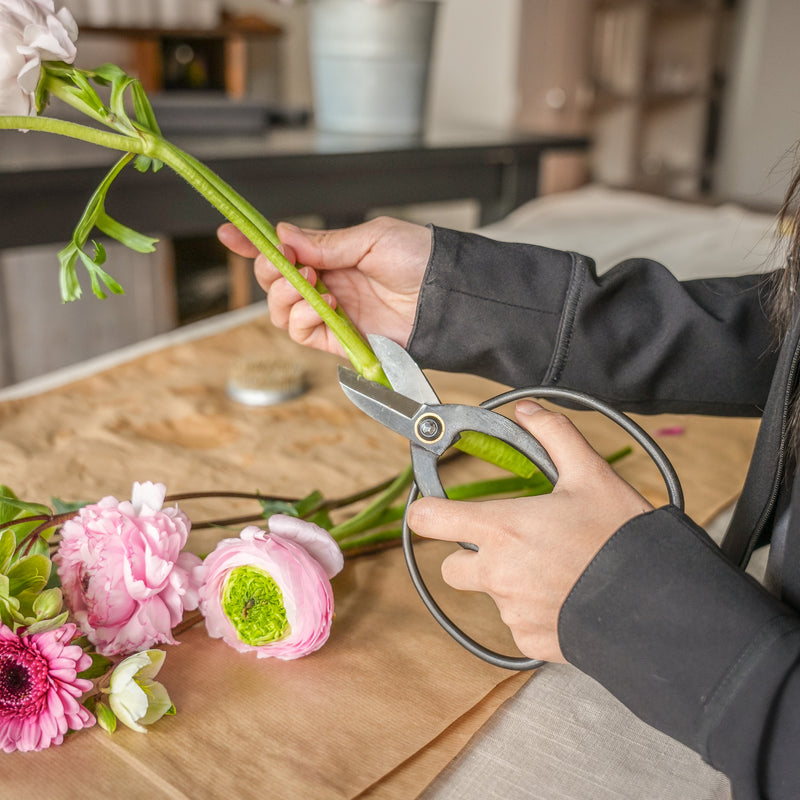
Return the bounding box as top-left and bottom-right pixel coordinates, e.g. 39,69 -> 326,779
515,400 -> 543,416
279,222 -> 300,234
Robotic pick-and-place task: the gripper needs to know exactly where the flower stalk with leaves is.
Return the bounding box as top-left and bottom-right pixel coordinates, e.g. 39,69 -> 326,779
0,1 -> 544,479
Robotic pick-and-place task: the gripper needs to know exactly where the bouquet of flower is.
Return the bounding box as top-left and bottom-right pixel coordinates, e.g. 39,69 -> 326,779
0,0 -> 630,754
1,480 -> 345,750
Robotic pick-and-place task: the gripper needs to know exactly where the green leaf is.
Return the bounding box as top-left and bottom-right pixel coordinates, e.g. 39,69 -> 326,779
95,701 -> 118,734
0,485 -> 19,524
15,534 -> 50,559
0,488 -> 50,523
51,497 -> 90,515
258,499 -> 301,518
0,528 -> 15,573
76,241 -> 126,300
131,80 -> 163,141
78,652 -> 114,681
58,244 -> 83,301
295,490 -> 324,516
0,596 -> 20,629
59,153 -> 155,303
61,156 -> 130,285
32,587 -> 63,620
24,611 -> 69,635
93,64 -> 135,118
7,554 -> 51,596
39,68 -> 107,124
259,490 -> 324,521
68,69 -> 108,117
96,211 -> 158,253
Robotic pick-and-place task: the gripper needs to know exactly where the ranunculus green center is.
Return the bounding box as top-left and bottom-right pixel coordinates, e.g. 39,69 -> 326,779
221,566 -> 290,646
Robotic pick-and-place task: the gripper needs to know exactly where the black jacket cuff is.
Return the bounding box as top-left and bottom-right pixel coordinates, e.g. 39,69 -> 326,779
559,505 -> 800,795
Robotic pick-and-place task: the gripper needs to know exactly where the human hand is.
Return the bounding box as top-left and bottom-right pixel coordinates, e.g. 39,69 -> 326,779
406,401 -> 653,663
217,216 -> 432,357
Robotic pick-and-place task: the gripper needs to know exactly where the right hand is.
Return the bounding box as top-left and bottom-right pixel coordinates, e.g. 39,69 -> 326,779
217,216 -> 432,357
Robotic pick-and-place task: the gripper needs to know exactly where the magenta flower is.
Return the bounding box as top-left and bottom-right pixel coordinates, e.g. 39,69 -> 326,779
0,622 -> 94,752
198,516 -> 344,661
55,481 -> 203,656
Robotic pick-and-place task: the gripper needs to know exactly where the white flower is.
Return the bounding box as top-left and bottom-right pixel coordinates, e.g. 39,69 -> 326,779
0,0 -> 78,116
108,649 -> 174,733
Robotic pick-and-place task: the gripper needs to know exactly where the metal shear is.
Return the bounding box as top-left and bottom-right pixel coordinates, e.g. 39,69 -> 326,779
338,334 -> 683,671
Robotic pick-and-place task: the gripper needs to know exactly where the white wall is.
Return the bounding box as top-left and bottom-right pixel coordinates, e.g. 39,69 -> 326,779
715,0 -> 800,207
426,0 -> 520,127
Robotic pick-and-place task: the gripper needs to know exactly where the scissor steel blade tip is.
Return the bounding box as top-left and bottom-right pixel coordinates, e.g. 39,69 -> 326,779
338,366 -> 423,437
366,334 -> 439,404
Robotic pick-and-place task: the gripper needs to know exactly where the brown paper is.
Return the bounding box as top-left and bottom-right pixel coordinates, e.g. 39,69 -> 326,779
0,312 -> 759,797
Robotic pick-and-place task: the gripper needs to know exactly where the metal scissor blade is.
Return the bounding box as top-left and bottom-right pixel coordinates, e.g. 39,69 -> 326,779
338,366 -> 423,441
367,334 -> 439,405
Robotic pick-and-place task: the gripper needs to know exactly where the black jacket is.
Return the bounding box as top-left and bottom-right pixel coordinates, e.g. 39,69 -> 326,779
407,225 -> 800,799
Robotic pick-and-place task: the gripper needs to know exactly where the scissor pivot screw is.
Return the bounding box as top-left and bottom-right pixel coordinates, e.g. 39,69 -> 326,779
415,413 -> 445,444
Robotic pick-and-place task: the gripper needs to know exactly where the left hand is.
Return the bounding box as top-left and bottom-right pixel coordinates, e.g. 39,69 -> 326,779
406,400 -> 653,663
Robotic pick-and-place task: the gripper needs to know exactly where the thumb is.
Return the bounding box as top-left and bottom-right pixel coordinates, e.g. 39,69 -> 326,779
276,221 -> 374,272
514,400 -> 606,484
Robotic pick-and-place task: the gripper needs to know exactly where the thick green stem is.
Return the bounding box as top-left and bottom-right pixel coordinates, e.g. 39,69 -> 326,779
149,138 -> 385,382
0,115 -> 141,152
0,111 -> 544,475
171,145 -> 364,340
329,464 -> 414,540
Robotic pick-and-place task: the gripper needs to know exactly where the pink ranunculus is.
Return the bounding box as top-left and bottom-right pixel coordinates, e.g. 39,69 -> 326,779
0,622 -> 94,752
0,0 -> 78,116
55,481 -> 203,656
197,516 -> 344,661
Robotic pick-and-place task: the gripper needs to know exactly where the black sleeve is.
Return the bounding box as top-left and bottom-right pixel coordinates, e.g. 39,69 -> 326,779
408,226 -> 778,416
559,506 -> 800,800
407,225 -> 800,797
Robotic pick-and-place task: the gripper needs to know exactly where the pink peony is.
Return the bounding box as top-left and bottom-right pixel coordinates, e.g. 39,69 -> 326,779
197,516 -> 344,661
55,481 -> 202,656
0,622 -> 94,752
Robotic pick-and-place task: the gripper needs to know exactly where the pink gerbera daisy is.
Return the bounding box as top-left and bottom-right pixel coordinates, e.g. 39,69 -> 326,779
0,622 -> 95,752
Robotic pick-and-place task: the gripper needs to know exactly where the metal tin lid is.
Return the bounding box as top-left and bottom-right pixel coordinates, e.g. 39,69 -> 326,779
226,357 -> 307,406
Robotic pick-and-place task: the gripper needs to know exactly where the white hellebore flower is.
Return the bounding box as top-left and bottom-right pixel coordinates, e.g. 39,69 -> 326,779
0,0 -> 77,116
108,649 -> 174,733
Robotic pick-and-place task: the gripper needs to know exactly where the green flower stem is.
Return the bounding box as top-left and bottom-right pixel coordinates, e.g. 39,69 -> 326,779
337,526 -> 404,551
169,144 -> 364,338
0,114 -> 382,380
334,445 -> 633,550
0,115 -> 142,152
150,137 -> 384,382
329,464 -> 414,541
0,112 -> 545,475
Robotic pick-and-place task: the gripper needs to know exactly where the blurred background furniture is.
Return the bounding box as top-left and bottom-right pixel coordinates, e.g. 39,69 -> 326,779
0,127 -> 587,386
4,0 -> 800,390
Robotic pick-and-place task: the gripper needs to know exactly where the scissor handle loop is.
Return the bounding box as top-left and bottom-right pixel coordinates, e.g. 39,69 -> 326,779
402,386 -> 684,671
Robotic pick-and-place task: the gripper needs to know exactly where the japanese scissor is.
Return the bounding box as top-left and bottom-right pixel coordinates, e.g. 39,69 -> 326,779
338,334 -> 683,671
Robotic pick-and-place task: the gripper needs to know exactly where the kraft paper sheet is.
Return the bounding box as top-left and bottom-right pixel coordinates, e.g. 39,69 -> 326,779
0,311 -> 759,798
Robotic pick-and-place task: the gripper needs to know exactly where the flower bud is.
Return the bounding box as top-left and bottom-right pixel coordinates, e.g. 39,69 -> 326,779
108,649 -> 173,733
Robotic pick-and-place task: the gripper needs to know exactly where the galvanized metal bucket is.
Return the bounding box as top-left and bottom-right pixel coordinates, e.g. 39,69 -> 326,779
309,0 -> 440,136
